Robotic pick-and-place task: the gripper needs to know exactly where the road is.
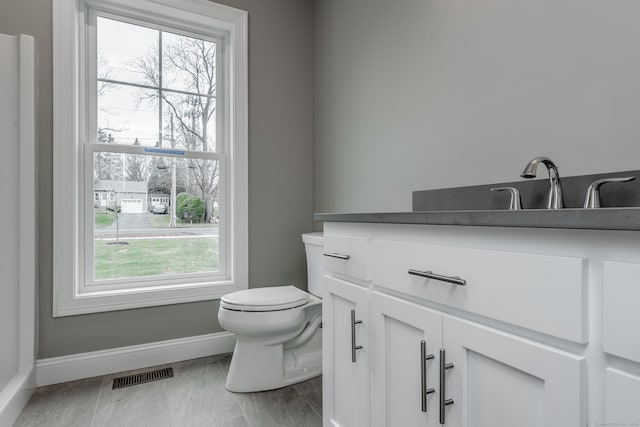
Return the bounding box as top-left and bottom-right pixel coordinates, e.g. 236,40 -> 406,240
95,212 -> 219,239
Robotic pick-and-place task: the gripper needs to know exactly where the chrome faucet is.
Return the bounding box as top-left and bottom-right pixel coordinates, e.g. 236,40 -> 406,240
520,156 -> 564,209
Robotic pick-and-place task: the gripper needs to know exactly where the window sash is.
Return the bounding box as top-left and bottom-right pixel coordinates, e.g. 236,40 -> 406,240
83,146 -> 228,290
87,9 -> 223,149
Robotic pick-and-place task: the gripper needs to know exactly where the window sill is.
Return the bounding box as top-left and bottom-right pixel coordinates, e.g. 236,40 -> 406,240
53,280 -> 245,317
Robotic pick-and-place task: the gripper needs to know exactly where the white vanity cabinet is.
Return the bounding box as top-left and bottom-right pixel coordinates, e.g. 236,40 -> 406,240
321,222 -> 640,427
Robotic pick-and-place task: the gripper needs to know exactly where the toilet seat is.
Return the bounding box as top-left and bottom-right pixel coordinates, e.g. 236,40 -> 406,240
221,285 -> 310,312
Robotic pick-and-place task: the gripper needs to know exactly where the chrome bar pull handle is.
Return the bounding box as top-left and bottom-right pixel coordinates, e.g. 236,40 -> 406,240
421,340 -> 435,412
408,269 -> 466,286
323,252 -> 351,260
439,348 -> 454,425
351,309 -> 363,363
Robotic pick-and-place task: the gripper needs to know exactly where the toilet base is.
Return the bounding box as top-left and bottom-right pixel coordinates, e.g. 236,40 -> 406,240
225,328 -> 322,393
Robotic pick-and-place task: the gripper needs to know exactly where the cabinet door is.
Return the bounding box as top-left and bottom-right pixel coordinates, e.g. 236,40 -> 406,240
323,275 -> 370,427
370,292 -> 443,427
604,368 -> 640,425
442,316 -> 584,427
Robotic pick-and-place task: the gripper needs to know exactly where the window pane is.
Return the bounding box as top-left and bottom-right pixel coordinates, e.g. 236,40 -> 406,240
162,31 -> 216,96
162,94 -> 216,152
98,83 -> 159,146
97,16 -> 159,86
93,153 -> 220,281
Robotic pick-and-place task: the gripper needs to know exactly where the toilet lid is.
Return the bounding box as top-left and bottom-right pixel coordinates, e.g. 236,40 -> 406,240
221,285 -> 310,312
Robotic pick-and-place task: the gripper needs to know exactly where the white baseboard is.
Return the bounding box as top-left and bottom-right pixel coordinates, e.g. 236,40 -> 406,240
0,368 -> 35,427
36,331 -> 236,387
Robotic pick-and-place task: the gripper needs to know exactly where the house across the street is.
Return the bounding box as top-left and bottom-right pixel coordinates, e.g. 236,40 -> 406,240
148,193 -> 170,211
94,180 -> 149,213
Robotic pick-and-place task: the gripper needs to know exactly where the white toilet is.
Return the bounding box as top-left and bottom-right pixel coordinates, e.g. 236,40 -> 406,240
218,232 -> 324,392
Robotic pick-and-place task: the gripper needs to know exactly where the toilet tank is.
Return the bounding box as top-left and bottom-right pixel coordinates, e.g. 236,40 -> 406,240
302,232 -> 324,297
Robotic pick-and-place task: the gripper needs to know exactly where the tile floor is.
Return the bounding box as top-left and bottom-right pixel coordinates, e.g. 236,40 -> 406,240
14,354 -> 322,427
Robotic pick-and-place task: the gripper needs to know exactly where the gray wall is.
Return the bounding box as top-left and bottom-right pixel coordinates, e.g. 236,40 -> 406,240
0,0 -> 314,358
314,0 -> 640,213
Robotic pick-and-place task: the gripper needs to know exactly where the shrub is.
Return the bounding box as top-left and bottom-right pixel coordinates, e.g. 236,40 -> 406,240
176,193 -> 205,222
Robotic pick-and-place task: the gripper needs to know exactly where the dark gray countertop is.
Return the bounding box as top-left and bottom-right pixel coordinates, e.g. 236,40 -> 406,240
314,208 -> 640,231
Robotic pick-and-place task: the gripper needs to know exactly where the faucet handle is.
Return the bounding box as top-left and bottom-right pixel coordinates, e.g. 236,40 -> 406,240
491,187 -> 522,210
584,176 -> 635,208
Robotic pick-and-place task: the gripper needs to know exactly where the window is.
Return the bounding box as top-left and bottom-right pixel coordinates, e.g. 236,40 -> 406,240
53,0 -> 248,316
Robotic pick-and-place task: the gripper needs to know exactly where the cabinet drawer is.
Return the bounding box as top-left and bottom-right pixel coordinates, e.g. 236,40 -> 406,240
603,261 -> 640,362
323,234 -> 370,282
371,239 -> 587,343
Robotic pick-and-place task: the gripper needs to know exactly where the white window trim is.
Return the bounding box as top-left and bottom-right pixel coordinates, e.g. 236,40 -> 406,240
53,0 -> 248,317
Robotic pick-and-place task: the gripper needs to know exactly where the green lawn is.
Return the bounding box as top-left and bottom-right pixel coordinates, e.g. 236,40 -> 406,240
95,237 -> 219,280
95,210 -> 117,228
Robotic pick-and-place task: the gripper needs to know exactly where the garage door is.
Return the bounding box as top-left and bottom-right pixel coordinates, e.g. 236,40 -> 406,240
121,199 -> 144,213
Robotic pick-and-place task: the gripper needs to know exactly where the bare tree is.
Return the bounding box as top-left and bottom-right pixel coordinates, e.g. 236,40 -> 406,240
94,129 -> 122,181
95,50 -> 131,183
125,138 -> 152,182
98,48 -> 115,97
132,35 -> 219,222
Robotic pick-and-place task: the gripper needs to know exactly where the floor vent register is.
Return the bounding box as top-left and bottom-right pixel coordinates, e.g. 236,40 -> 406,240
112,367 -> 174,389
